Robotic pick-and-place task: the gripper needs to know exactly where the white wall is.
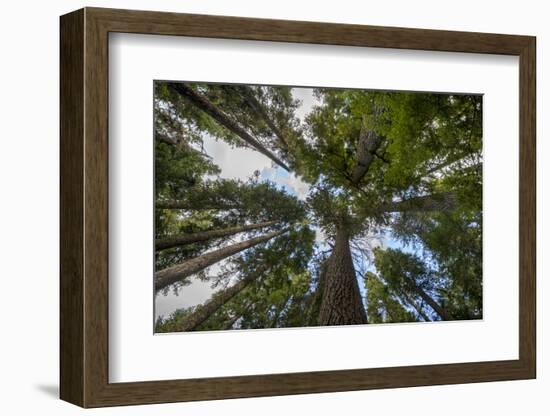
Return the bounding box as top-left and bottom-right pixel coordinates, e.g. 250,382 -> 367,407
0,0 -> 546,414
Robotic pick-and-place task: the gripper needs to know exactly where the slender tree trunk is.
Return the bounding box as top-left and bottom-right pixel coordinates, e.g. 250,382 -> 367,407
319,227 -> 368,326
156,199 -> 239,211
424,155 -> 466,176
373,191 -> 457,214
412,285 -> 450,321
397,290 -> 431,322
223,314 -> 241,330
173,276 -> 255,331
156,220 -> 278,251
270,295 -> 292,328
351,112 -> 384,184
237,86 -> 289,149
155,229 -> 286,291
307,260 -> 328,325
423,156 -> 481,177
168,83 -> 290,171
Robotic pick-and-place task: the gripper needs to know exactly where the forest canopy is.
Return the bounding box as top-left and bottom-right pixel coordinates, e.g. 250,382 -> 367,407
153,82 -> 482,333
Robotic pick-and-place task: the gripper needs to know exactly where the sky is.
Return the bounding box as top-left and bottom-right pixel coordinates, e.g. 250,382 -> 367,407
155,87 -> 317,320
154,86 -> 405,322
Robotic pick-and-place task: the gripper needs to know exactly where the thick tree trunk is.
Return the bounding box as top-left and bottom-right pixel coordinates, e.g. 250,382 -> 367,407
174,277 -> 255,331
351,112 -> 384,184
319,227 -> 368,326
155,229 -> 286,291
413,285 -> 450,321
373,191 -> 457,214
155,220 -> 278,251
168,83 -> 290,171
156,199 -> 239,211
351,130 -> 384,184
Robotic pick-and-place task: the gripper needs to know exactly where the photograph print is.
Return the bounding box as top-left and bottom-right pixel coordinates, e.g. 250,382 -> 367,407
154,81 -> 482,333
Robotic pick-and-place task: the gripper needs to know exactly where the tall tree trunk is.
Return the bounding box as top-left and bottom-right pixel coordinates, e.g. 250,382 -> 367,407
270,295 -> 292,328
412,285 -> 450,321
156,220 -> 278,251
307,260 -> 328,326
173,276 -> 255,331
396,290 -> 431,322
156,199 -> 239,211
373,191 -> 457,214
423,156 -> 481,177
223,314 -> 241,330
351,112 -> 384,184
155,229 -> 286,291
319,227 -> 368,326
168,83 -> 290,171
412,158 -> 481,188
237,86 -> 289,149
424,155 -> 466,176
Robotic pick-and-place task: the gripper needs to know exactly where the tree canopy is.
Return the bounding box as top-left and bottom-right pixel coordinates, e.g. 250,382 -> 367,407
153,82 -> 482,332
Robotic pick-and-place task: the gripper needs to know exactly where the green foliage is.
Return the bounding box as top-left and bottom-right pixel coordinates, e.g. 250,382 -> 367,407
365,272 -> 417,323
154,81 -> 483,330
392,209 -> 482,319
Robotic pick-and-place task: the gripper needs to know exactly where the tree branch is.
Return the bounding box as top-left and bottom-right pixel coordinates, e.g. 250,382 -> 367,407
168,83 -> 290,171
371,191 -> 457,214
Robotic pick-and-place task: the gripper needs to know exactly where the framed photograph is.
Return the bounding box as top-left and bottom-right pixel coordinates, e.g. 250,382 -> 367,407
60,7 -> 536,408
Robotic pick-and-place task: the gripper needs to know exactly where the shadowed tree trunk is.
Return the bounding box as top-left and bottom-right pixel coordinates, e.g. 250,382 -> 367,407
411,285 -> 450,321
373,191 -> 457,214
155,229 -> 286,291
173,276 -> 256,331
156,220 -> 278,251
319,227 -> 368,326
236,86 -> 289,149
351,113 -> 384,184
396,290 -> 431,322
156,199 -> 239,211
270,294 -> 292,328
168,83 -> 290,171
223,314 -> 241,330
423,156 -> 481,177
307,260 -> 328,326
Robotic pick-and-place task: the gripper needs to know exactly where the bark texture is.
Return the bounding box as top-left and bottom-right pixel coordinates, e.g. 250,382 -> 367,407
155,220 -> 278,251
169,83 -> 289,171
351,113 -> 384,184
319,227 -> 368,326
173,277 -> 254,331
155,229 -> 286,291
374,191 -> 457,214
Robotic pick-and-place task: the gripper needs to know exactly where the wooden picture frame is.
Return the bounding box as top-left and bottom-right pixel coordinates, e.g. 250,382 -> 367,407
60,7 -> 536,408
